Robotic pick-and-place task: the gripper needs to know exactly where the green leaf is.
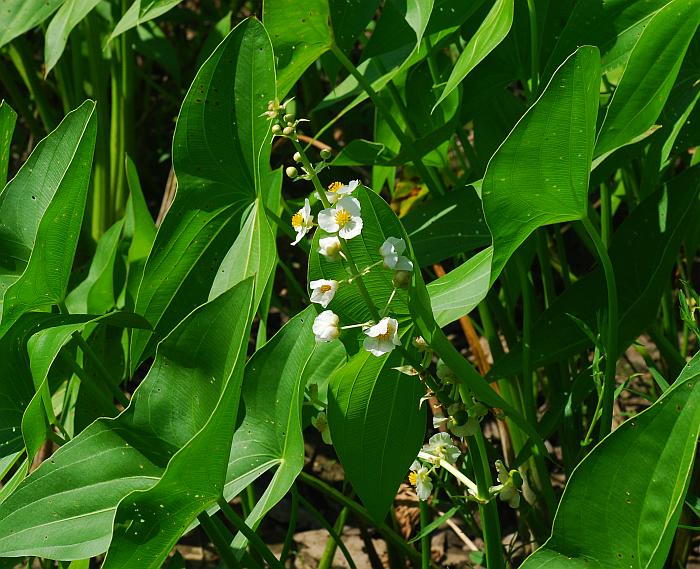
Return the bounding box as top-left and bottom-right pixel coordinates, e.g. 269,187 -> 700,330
491,166 -> 700,378
0,0 -> 66,48
44,0 -> 101,75
433,0 -> 513,110
401,186 -> 490,266
328,347 -> 426,522
0,313 -> 68,458
483,46 -> 600,282
0,101 -> 17,187
543,0 -> 672,78
427,246 -> 493,327
209,199 -> 276,310
0,101 -> 97,332
110,0 -> 182,40
426,47 -> 600,326
595,0 -> 700,158
263,0 -> 333,98
103,280 -> 255,568
224,306 -> 317,551
65,220 -> 125,314
521,354 -> 700,568
130,18 -> 275,368
0,280 -> 255,560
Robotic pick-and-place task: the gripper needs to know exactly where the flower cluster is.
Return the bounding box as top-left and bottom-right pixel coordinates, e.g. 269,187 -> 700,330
408,432 -> 462,501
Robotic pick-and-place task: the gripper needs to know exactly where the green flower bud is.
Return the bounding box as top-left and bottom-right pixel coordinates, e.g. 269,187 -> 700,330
451,409 -> 469,426
293,151 -> 302,162
320,148 -> 332,160
393,269 -> 412,289
285,166 -> 298,179
283,113 -> 295,123
271,124 -> 282,135
282,126 -> 294,136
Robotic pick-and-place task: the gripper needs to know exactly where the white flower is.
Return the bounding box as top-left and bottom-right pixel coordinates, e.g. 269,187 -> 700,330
423,432 -> 460,465
320,179 -> 360,204
311,411 -> 332,445
409,460 -> 433,501
489,460 -> 521,508
318,196 -> 363,240
291,198 -> 314,245
313,310 -> 340,342
309,279 -> 338,308
379,237 -> 413,271
363,317 -> 401,356
318,236 -> 342,261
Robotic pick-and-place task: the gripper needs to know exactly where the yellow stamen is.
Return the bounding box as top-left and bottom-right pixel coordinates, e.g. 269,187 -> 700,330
335,209 -> 352,228
409,472 -> 417,485
377,323 -> 394,342
320,284 -> 332,293
291,211 -> 304,229
328,181 -> 343,193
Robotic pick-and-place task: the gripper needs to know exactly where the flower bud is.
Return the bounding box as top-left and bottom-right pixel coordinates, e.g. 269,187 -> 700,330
285,166 -> 298,179
283,126 -> 294,136
320,148 -> 332,160
283,113 -> 295,123
271,124 -> 282,135
293,151 -> 302,163
451,409 -> 469,426
267,101 -> 275,111
393,269 -> 412,289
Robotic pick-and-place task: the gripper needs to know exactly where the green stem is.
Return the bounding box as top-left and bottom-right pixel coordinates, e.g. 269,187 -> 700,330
197,512 -> 241,569
216,498 -> 284,569
71,331 -> 130,407
600,183 -> 612,249
299,472 -> 440,569
467,427 -> 505,569
0,57 -> 43,137
280,486 -> 299,564
536,229 -> 556,308
329,43 -> 444,196
516,258 -> 535,422
554,224 -> 572,288
526,0 -> 539,95
581,217 -> 618,439
300,498 -> 356,569
419,500 -> 431,569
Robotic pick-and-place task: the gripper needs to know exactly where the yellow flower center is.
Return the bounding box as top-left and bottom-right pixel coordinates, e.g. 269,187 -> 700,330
320,284 -> 332,293
409,472 -> 417,485
291,211 -> 304,229
335,209 -> 352,228
377,322 -> 394,342
328,181 -> 343,193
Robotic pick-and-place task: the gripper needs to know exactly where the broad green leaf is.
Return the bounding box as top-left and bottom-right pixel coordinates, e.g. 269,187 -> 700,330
209,199 -> 276,310
0,101 -> 97,332
263,0 -> 333,98
401,186 -> 490,266
491,166 -> 700,378
110,0 -> 181,40
482,46 -> 600,282
103,280 -> 255,568
434,0 -> 513,109
328,347 -> 426,522
225,306 -> 317,551
131,18 -> 275,368
0,0 -> 66,48
427,247 -> 493,326
23,312 -> 150,462
521,354 -> 700,568
65,220 -> 124,314
543,0 -> 672,79
0,314 -> 68,458
44,0 -> 101,74
0,280 -> 254,560
595,0 -> 700,158
0,101 -> 17,187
